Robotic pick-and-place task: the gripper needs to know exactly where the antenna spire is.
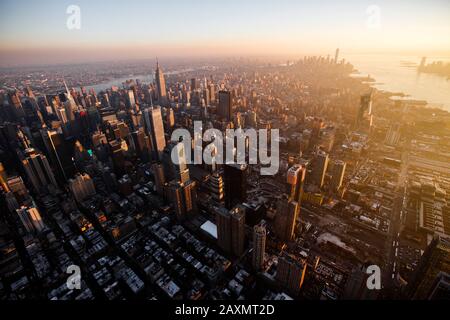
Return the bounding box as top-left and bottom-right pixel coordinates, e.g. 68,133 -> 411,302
63,78 -> 70,95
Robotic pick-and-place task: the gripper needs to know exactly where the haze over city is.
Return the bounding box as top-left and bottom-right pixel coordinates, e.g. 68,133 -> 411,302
1,0 -> 450,66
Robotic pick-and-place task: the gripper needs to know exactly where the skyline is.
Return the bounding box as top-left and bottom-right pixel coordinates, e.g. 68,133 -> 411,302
1,1 -> 450,305
1,0 -> 450,67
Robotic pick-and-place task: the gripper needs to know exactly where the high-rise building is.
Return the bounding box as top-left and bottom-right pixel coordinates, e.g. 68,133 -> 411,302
8,90 -> 25,118
276,252 -> 307,295
168,178 -> 197,221
356,92 -> 373,131
16,205 -> 45,234
68,173 -> 96,203
252,221 -> 266,271
208,83 -> 215,103
61,80 -> 77,122
152,163 -> 166,196
155,60 -> 167,104
132,128 -> 152,161
311,151 -> 329,188
182,179 -> 198,217
330,160 -> 346,192
230,205 -> 246,257
274,198 -> 299,242
162,141 -> 190,184
209,172 -> 224,203
408,236 -> 450,299
0,162 -> 9,192
218,90 -> 232,121
6,176 -> 29,203
127,90 -> 136,109
427,272 -> 450,299
47,130 -> 76,182
246,110 -> 257,128
224,164 -> 247,209
202,88 -> 210,106
21,148 -> 58,193
334,48 -> 340,63
143,106 -> 166,160
109,140 -> 126,175
168,180 -> 185,220
286,164 -> 306,202
166,108 -> 175,128
215,205 -> 245,256
215,206 -> 232,253
191,78 -> 197,91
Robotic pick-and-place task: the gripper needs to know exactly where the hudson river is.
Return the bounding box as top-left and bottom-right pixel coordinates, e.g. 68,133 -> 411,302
344,54 -> 450,111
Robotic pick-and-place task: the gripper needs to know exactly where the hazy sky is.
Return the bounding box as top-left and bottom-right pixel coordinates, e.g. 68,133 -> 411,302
1,0 -> 449,66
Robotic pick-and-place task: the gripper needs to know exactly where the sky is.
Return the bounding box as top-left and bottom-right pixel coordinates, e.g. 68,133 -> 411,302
0,0 -> 449,66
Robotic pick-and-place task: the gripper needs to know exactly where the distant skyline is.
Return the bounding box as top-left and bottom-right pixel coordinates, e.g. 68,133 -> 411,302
1,0 -> 450,66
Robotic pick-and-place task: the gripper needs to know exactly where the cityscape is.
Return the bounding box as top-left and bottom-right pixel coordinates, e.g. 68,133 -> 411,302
0,0 -> 449,306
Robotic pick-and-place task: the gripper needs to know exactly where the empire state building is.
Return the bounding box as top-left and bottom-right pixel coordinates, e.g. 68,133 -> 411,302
155,59 -> 167,104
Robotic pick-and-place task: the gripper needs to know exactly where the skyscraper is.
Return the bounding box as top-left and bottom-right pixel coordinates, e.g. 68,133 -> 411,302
47,130 -> 76,182
311,151 -> 329,188
168,180 -> 185,221
61,80 -> 77,122
21,148 -> 58,193
224,164 -> 248,209
215,206 -> 232,253
330,160 -> 346,192
218,90 -> 232,121
166,108 -> 175,128
0,162 -> 9,192
286,164 -> 306,202
208,83 -> 216,103
168,179 -> 197,221
427,272 -> 450,299
132,128 -> 152,161
276,252 -> 307,295
155,60 -> 167,104
191,78 -> 197,91
252,221 -> 266,271
127,90 -> 136,109
16,205 -> 45,234
334,48 -> 340,63
162,141 -> 190,184
182,179 -> 198,217
408,236 -> 450,299
152,163 -> 166,196
274,198 -> 299,242
143,106 -> 166,160
68,173 -> 96,203
215,205 -> 245,256
8,90 -> 25,119
208,172 -> 224,203
356,92 -> 373,131
230,205 -> 246,257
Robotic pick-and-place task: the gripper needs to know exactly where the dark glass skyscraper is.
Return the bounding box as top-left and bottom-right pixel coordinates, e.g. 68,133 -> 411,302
218,90 -> 232,121
408,236 -> 450,299
224,163 -> 247,209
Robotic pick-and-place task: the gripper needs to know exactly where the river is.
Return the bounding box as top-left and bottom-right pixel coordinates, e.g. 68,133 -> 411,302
344,53 -> 450,111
